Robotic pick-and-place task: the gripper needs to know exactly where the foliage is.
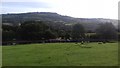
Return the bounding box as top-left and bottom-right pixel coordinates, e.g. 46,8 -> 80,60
18,21 -> 55,40
72,24 -> 85,40
2,21 -> 119,42
96,23 -> 117,40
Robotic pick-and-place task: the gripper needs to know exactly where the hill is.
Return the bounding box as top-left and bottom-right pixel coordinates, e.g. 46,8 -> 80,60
2,12 -> 118,31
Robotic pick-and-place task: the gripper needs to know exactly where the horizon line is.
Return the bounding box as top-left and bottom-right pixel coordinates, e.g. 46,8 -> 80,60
1,11 -> 118,20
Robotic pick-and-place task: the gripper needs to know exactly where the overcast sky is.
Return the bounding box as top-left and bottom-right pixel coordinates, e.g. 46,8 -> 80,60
1,0 -> 120,19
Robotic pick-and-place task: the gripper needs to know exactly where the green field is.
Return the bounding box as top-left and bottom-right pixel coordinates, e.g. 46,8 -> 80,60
2,42 -> 118,66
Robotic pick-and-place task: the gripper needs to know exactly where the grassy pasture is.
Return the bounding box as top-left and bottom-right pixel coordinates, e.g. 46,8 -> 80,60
2,42 -> 118,66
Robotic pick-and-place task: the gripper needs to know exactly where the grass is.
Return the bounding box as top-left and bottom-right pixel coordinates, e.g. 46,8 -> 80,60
2,42 -> 118,66
0,46 -> 2,67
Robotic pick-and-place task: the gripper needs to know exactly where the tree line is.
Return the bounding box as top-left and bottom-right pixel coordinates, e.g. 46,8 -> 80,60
2,21 -> 118,44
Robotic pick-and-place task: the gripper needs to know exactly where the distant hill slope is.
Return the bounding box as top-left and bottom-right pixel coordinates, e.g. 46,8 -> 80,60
2,12 -> 118,31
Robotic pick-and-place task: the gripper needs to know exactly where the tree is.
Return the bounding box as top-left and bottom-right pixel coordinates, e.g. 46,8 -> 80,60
2,24 -> 17,41
44,29 -> 56,40
96,23 -> 117,41
18,21 -> 49,40
118,22 -> 120,32
71,24 -> 85,40
65,32 -> 71,40
58,30 -> 66,39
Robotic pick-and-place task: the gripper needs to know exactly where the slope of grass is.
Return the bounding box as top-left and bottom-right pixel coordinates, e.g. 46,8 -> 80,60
0,46 -> 2,67
2,42 -> 118,66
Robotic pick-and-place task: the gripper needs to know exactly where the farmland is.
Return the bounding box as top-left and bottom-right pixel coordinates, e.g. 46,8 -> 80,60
2,42 -> 118,66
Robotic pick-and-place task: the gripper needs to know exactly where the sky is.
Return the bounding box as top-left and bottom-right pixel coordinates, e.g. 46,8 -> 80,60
1,0 -> 120,19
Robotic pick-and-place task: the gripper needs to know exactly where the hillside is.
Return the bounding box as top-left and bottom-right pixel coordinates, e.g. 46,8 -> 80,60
2,12 -> 118,31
